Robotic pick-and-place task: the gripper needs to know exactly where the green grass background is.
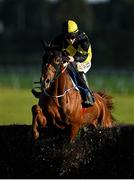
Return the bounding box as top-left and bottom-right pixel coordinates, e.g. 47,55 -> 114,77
0,68 -> 134,125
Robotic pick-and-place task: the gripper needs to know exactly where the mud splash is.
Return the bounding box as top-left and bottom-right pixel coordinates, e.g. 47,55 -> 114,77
0,124 -> 134,178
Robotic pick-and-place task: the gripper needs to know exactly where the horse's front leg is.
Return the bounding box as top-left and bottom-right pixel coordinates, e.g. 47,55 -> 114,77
32,105 -> 47,140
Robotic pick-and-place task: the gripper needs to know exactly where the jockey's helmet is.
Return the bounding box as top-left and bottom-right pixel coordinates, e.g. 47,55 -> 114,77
62,20 -> 79,39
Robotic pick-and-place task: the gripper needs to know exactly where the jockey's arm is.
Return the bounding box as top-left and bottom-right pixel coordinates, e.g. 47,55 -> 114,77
74,37 -> 92,63
74,52 -> 88,63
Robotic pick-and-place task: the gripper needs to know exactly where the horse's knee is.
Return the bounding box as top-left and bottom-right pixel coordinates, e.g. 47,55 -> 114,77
32,105 -> 41,114
38,110 -> 47,127
41,116 -> 47,128
32,105 -> 37,113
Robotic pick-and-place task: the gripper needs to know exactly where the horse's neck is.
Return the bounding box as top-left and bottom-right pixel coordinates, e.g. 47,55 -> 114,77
48,71 -> 73,96
58,70 -> 73,91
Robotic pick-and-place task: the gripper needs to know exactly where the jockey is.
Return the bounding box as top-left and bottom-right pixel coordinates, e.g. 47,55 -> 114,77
50,20 -> 94,107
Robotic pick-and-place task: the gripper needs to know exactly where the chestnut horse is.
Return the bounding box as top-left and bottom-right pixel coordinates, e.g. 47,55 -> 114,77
32,48 -> 115,142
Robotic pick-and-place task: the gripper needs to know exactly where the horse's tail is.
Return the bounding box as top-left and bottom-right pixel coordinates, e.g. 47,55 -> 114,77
97,91 -> 116,122
97,91 -> 113,110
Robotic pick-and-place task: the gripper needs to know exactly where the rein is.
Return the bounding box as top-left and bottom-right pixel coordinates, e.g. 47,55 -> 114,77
43,62 -> 77,98
43,86 -> 76,98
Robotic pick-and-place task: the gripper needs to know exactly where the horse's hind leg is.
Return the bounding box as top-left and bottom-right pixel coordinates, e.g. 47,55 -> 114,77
32,105 -> 47,140
70,124 -> 81,142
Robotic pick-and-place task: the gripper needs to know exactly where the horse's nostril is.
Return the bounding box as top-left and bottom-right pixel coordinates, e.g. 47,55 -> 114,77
46,79 -> 50,84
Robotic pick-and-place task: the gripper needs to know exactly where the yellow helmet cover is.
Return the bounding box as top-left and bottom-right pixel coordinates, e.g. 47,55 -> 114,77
68,20 -> 78,33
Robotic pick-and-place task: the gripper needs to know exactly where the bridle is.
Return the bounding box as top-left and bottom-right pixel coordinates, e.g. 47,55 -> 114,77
41,58 -> 76,98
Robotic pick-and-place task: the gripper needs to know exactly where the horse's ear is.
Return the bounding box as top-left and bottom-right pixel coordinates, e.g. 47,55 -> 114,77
41,40 -> 49,52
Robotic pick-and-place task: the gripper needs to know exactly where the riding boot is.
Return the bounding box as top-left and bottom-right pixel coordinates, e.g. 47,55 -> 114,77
78,73 -> 94,107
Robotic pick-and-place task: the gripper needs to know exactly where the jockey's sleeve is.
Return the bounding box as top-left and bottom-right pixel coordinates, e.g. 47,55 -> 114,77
74,52 -> 88,62
74,36 -> 92,63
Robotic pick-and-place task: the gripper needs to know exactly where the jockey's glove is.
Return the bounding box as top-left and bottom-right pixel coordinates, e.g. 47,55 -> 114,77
68,56 -> 74,62
63,62 -> 68,67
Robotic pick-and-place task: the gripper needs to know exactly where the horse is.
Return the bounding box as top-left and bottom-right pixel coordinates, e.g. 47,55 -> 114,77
31,46 -> 115,142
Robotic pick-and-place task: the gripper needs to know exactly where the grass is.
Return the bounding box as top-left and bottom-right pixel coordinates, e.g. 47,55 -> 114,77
0,67 -> 134,125
113,94 -> 134,124
0,88 -> 37,125
0,87 -> 134,125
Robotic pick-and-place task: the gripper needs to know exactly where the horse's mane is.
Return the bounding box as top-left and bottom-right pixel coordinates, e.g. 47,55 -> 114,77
53,50 -> 70,63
